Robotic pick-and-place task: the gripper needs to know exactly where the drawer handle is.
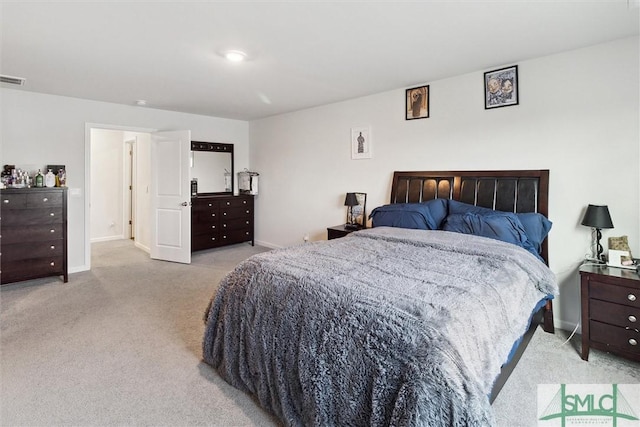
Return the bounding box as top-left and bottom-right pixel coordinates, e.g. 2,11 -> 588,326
629,294 -> 637,302
246,221 -> 249,225
226,201 -> 230,206
43,197 -> 48,202
630,315 -> 638,323
211,213 -> 216,217
630,338 -> 638,346
50,245 -> 55,250
3,199 -> 9,204
223,213 -> 227,216
208,203 -> 212,207
211,225 -> 215,229
243,200 -> 247,204
50,212 -> 55,217
246,210 -> 250,214
50,262 -> 55,266
223,224 -> 227,228
245,231 -> 249,235
211,237 -> 216,241
50,229 -> 55,233
223,235 -> 227,239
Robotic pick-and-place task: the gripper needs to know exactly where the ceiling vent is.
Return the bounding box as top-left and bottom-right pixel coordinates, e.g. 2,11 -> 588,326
0,74 -> 26,86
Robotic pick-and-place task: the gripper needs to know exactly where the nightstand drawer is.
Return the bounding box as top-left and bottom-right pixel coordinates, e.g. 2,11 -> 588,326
590,299 -> 640,327
590,320 -> 640,355
589,280 -> 639,309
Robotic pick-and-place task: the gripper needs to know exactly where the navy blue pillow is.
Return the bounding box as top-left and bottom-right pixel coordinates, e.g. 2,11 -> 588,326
370,199 -> 448,230
448,200 -> 551,255
442,212 -> 542,261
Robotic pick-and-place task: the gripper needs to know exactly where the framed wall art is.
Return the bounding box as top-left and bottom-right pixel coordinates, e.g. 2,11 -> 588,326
351,126 -> 372,159
352,192 -> 367,229
405,85 -> 429,120
484,65 -> 518,109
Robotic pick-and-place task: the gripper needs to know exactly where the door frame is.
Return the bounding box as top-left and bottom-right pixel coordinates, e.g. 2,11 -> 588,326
84,123 -> 157,270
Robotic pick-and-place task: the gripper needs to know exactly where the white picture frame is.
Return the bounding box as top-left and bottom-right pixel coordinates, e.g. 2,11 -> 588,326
351,126 -> 372,160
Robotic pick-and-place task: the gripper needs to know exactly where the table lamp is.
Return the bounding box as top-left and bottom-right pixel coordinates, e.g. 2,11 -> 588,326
581,204 -> 614,262
344,193 -> 359,230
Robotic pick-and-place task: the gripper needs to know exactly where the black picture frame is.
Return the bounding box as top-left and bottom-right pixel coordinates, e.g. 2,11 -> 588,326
484,65 -> 518,109
405,85 -> 429,120
352,192 -> 367,229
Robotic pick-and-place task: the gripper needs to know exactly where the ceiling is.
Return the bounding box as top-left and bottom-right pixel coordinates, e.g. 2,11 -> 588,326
1,1 -> 638,121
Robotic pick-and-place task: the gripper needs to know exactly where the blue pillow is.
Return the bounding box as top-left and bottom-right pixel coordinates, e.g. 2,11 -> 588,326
448,200 -> 551,255
370,199 -> 448,230
442,212 -> 542,261
517,212 -> 552,255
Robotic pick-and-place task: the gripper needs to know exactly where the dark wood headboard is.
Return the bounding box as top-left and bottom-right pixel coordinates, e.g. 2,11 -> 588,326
390,170 -> 550,262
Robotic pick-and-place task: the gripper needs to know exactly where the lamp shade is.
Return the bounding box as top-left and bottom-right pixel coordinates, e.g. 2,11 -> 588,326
581,204 -> 614,229
344,193 -> 358,207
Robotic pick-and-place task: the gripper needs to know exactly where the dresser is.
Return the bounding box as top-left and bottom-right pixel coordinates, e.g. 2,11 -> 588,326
1,187 -> 68,285
579,264 -> 639,362
191,194 -> 254,251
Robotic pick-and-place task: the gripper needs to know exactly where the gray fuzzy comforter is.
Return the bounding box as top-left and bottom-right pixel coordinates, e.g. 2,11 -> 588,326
203,227 -> 558,426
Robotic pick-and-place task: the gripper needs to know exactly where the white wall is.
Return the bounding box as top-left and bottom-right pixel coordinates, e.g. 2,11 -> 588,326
250,37 -> 640,331
90,129 -> 125,242
1,90 -> 249,272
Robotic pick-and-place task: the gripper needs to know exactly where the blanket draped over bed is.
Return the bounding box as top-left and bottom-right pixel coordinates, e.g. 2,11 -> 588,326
203,227 -> 558,426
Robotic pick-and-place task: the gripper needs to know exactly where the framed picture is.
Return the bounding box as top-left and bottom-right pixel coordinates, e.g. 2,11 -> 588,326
351,126 -> 372,160
352,192 -> 367,229
405,85 -> 429,120
484,65 -> 518,109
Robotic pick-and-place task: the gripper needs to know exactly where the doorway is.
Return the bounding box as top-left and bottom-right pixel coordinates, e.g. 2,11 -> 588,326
86,124 -> 154,270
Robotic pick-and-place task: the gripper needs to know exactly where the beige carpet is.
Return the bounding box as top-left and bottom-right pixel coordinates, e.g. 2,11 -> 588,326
1,239 -> 638,426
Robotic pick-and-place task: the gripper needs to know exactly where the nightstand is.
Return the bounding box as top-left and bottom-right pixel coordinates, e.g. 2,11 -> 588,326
327,224 -> 362,240
579,264 -> 639,362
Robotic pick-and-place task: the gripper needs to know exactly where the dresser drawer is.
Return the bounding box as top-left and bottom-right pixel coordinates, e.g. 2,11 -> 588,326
1,193 -> 27,209
1,256 -> 65,283
2,208 -> 63,225
219,197 -> 253,209
27,191 -> 63,207
590,298 -> 640,328
192,199 -> 220,211
192,220 -> 219,236
590,320 -> 640,355
589,280 -> 639,309
1,224 -> 64,244
220,229 -> 253,244
192,234 -> 221,251
220,206 -> 252,219
220,217 -> 252,231
1,240 -> 63,262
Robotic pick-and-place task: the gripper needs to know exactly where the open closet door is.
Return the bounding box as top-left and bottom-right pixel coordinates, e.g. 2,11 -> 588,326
150,130 -> 191,264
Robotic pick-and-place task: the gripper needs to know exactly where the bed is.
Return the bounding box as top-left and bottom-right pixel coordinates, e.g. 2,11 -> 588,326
203,170 -> 558,426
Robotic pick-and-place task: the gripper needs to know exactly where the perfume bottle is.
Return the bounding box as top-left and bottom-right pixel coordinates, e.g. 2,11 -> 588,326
35,169 -> 44,187
45,169 -> 56,187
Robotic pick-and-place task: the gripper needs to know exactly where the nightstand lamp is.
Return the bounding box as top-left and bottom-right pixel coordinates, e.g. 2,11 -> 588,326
581,204 -> 614,263
344,192 -> 359,230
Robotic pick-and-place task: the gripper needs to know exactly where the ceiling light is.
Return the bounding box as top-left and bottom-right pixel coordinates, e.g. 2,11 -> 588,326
224,50 -> 247,62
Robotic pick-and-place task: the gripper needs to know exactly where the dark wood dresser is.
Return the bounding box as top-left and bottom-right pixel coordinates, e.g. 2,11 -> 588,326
580,264 -> 639,362
191,194 -> 254,251
1,187 -> 68,285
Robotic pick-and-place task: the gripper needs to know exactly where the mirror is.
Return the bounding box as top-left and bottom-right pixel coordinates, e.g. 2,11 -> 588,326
190,141 -> 234,194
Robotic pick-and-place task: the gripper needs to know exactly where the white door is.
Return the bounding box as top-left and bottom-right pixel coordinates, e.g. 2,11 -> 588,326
150,130 -> 191,263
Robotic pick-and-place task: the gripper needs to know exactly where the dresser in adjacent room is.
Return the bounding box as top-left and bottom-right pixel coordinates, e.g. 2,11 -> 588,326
1,187 -> 68,285
191,194 -> 254,252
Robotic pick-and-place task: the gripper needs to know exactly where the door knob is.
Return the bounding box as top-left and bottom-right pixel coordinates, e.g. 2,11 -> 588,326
180,201 -> 189,206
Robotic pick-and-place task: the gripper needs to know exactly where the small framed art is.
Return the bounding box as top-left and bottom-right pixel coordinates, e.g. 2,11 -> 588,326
351,126 -> 372,159
352,192 -> 367,228
405,85 -> 429,120
484,65 -> 518,109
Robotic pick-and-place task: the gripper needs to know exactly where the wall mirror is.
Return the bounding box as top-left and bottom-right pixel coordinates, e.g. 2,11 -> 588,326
191,141 -> 234,195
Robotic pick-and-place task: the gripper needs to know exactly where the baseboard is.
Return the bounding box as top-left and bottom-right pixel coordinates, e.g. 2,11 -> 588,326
134,241 -> 150,253
254,240 -> 282,249
69,265 -> 90,274
90,235 -> 125,243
